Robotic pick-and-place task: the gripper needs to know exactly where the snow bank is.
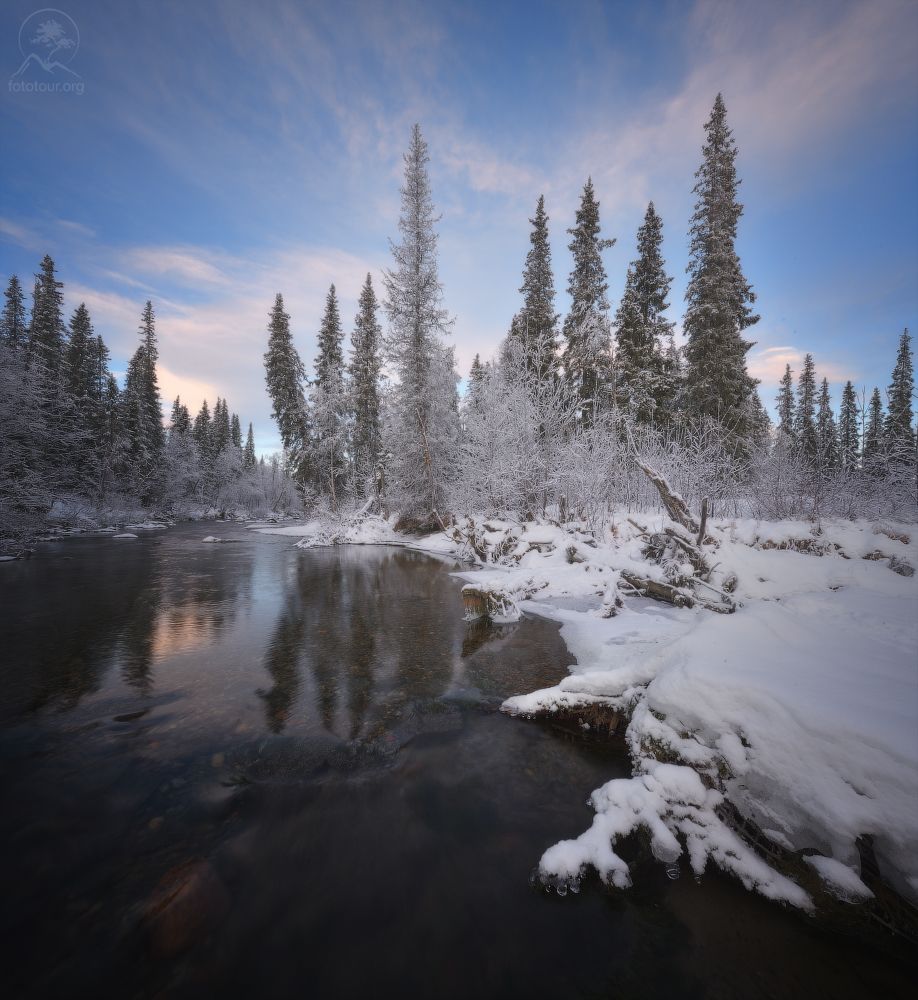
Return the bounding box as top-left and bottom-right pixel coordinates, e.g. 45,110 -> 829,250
484,515 -> 918,908
253,512 -> 459,557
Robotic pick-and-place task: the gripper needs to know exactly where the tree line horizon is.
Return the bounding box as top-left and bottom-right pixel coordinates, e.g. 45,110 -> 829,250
1,95 -> 914,537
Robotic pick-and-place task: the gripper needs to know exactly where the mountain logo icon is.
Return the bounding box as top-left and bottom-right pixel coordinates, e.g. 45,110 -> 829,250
12,8 -> 81,81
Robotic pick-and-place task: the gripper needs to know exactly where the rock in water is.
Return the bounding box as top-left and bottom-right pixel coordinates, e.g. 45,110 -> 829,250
141,859 -> 230,958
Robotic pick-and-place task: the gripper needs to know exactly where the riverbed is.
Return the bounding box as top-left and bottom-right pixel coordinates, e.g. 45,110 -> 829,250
0,522 -> 913,998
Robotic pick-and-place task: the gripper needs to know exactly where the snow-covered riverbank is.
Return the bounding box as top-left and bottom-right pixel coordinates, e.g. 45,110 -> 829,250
256,512 -> 918,912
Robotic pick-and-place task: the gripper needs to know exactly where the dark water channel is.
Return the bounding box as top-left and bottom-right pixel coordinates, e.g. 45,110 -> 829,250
0,522 -> 913,999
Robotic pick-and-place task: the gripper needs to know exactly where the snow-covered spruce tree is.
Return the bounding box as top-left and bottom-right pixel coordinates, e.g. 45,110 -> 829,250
264,293 -> 310,492
120,301 -> 165,502
348,273 -> 383,500
66,304 -> 95,401
170,396 -> 191,436
244,423 -> 257,471
507,195 -> 559,384
682,94 -> 762,452
794,353 -> 817,459
885,328 -> 914,462
28,254 -> 66,374
311,284 -> 348,509
173,398 -> 190,436
212,397 -> 231,454
467,353 -> 486,410
125,300 -> 165,503
64,303 -> 100,485
776,364 -> 795,439
838,380 -> 860,472
95,355 -> 122,503
1,275 -> 27,350
614,202 -> 676,424
23,256 -> 87,496
863,387 -> 884,470
562,178 -> 614,427
193,399 -> 212,463
816,377 -> 838,471
383,124 -> 459,519
230,412 -> 242,448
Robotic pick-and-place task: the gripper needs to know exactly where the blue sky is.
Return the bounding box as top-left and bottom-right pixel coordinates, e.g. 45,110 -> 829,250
1,0 -> 916,454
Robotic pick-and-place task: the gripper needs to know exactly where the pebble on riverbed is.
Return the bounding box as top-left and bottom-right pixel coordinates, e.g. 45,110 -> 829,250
140,859 -> 230,958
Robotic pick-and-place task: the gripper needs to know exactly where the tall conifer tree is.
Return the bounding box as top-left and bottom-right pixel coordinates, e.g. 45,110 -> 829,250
562,178 -> 614,426
170,396 -> 191,436
776,364 -> 795,438
312,284 -> 347,506
885,328 -> 914,460
66,304 -> 95,402
511,195 -> 558,383
193,399 -> 212,460
863,387 -> 884,468
838,381 -> 860,471
264,293 -> 309,487
614,202 -> 675,423
682,95 -> 761,448
816,378 -> 838,470
244,423 -> 257,470
1,275 -> 27,351
383,123 -> 459,516
28,255 -> 66,373
212,397 -> 231,454
348,273 -> 383,498
794,354 -> 817,459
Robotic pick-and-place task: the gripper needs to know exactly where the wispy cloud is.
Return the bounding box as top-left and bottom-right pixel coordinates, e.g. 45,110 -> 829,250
748,345 -> 855,387
126,247 -> 233,288
441,139 -> 545,197
56,219 -> 97,239
0,218 -> 43,252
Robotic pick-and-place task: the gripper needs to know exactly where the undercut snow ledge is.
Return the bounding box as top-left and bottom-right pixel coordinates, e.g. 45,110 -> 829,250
804,855 -> 874,903
541,761 -> 813,910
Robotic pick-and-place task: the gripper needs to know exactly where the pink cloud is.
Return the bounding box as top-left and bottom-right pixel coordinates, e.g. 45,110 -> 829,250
748,345 -> 856,386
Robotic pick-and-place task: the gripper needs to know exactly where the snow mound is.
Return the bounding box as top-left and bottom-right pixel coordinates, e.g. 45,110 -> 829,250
804,855 -> 874,902
482,515 -> 918,907
113,533 -> 138,539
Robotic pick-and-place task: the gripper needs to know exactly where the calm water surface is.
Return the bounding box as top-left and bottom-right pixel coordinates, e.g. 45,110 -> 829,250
0,522 -> 913,999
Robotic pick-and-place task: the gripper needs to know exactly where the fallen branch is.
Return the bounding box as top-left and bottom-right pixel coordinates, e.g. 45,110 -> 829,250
627,517 -> 650,537
663,527 -> 711,578
620,571 -> 695,609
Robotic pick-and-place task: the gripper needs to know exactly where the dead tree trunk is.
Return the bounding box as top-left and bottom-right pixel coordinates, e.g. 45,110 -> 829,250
628,462 -> 736,614
636,460 -> 699,535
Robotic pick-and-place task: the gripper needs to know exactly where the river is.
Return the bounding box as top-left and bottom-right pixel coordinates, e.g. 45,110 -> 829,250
0,521 -> 913,998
